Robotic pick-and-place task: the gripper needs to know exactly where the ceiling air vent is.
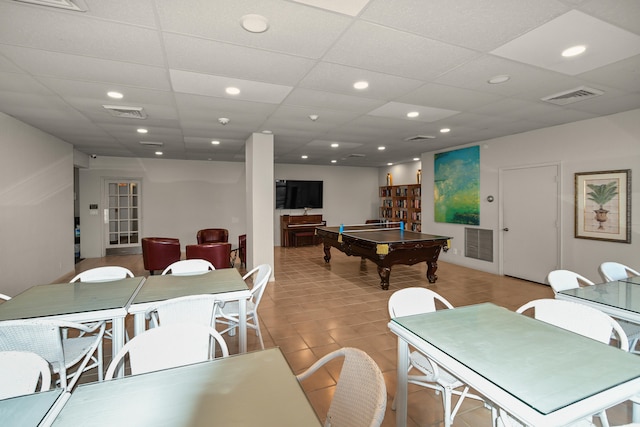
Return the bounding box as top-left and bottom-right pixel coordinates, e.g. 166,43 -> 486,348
404,135 -> 436,142
103,105 -> 147,119
139,141 -> 163,147
541,86 -> 604,106
346,153 -> 366,158
13,0 -> 87,11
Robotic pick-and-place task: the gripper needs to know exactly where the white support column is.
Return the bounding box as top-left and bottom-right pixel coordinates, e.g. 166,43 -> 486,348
245,133 -> 275,279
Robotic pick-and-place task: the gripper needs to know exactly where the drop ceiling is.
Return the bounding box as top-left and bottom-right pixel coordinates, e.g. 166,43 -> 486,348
0,0 -> 639,167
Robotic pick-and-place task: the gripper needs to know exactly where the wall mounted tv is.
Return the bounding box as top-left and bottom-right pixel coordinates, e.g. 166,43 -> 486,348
275,180 -> 323,209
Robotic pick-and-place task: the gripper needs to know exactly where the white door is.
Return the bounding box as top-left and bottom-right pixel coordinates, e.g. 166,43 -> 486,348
104,180 -> 141,254
501,164 -> 560,284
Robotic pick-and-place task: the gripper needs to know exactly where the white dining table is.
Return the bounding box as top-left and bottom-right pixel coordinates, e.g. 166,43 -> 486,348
128,268 -> 251,353
0,277 -> 145,365
389,302 -> 640,427
49,347 -> 321,426
0,388 -> 63,427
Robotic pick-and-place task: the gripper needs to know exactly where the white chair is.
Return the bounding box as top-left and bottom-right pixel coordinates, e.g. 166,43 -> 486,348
297,347 -> 387,427
547,269 -> 640,353
215,263 -> 271,350
70,266 -> 134,283
388,287 -> 487,427
0,351 -> 51,399
514,298 -> 630,427
0,319 -> 105,390
105,323 -> 229,380
599,262 -> 640,282
145,294 -> 220,329
161,259 -> 214,275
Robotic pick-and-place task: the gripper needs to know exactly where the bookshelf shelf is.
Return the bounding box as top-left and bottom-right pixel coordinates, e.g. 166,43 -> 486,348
379,184 -> 421,232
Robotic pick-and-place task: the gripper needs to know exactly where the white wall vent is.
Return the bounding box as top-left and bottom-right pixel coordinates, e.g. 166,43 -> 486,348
13,0 -> 87,11
465,228 -> 493,262
103,105 -> 147,119
404,135 -> 436,141
541,86 -> 604,106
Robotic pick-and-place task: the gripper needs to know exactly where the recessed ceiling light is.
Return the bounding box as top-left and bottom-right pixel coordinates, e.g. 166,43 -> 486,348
440,128 -> 451,133
378,146 -> 386,151
155,151 -> 163,156
413,157 -> 420,161
407,111 -> 419,118
488,75 -> 511,84
301,155 -> 308,159
225,87 -> 240,95
211,140 -> 220,145
331,160 -> 337,164
353,81 -> 369,90
309,114 -> 319,121
331,143 -> 339,148
387,163 -> 393,166
137,128 -> 148,134
562,45 -> 586,57
241,14 -> 269,33
107,91 -> 123,99
262,130 -> 273,134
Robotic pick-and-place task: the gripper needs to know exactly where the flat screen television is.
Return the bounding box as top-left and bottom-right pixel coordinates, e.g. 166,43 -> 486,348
275,180 -> 323,209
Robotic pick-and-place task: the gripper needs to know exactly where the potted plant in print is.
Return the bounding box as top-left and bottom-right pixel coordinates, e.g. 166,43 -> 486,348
586,181 -> 618,230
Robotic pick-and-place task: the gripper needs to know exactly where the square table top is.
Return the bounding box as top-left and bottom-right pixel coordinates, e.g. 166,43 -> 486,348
558,280 -> 640,316
619,276 -> 640,285
0,389 -> 63,426
51,347 -> 320,426
131,268 -> 248,307
391,302 -> 640,416
0,277 -> 145,321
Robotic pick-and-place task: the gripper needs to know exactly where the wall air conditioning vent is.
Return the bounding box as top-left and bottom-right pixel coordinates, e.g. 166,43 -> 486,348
346,153 -> 366,158
13,0 -> 87,11
404,135 -> 436,142
139,141 -> 163,146
103,105 -> 147,119
541,86 -> 604,106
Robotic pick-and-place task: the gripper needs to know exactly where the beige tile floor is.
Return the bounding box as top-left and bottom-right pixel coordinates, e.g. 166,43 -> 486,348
60,244 -> 634,427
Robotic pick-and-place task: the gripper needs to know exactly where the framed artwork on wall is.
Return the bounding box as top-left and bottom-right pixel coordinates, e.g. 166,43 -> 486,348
575,169 -> 631,243
434,145 -> 480,225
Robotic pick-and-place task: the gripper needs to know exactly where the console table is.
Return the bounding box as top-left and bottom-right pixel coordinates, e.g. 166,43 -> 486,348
280,214 -> 325,247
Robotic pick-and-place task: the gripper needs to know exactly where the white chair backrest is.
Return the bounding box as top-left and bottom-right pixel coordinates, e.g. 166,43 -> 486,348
162,259 -> 214,276
70,266 -> 134,283
243,264 -> 272,306
145,294 -> 219,328
297,347 -> 387,427
105,323 -> 229,379
388,287 -> 454,318
546,270 -> 594,293
0,351 -> 51,399
599,262 -> 640,282
516,299 -> 629,350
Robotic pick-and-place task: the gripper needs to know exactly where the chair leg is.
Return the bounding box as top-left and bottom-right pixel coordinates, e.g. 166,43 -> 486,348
253,317 -> 265,350
442,387 -> 453,427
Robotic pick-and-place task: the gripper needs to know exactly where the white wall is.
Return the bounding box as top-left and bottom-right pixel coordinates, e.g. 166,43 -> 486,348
274,164 -> 379,245
0,113 -> 74,296
378,109 -> 640,283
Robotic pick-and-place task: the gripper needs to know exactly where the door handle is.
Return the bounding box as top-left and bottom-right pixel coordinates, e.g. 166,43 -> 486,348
502,227 -> 509,232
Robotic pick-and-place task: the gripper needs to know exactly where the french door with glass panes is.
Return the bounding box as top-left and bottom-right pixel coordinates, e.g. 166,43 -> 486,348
104,180 -> 141,252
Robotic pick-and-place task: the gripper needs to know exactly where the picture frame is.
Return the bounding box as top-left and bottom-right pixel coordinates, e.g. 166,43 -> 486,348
575,169 -> 631,243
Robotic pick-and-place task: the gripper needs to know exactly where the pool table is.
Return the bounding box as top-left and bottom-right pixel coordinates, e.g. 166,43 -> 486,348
315,225 -> 451,290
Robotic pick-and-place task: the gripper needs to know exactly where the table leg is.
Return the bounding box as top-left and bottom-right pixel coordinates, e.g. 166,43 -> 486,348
133,312 -> 146,337
426,260 -> 439,283
377,266 -> 391,290
323,243 -> 331,263
238,297 -> 247,353
396,336 -> 409,427
112,317 -> 125,378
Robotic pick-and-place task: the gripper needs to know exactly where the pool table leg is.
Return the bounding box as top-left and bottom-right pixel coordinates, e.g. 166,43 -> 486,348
323,243 -> 331,263
377,266 -> 390,290
426,260 -> 438,283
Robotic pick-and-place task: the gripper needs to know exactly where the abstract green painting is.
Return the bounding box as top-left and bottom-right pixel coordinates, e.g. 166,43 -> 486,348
434,146 -> 480,225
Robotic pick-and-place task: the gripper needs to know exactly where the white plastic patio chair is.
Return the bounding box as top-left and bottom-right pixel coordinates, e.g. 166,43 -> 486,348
388,287 -> 488,427
297,347 -> 387,427
599,262 -> 640,282
547,269 -> 640,353
161,259 -> 214,275
70,266 -> 134,283
145,294 -> 220,329
105,323 -> 229,379
0,350 -> 52,399
214,264 -> 271,350
514,298 -> 630,427
0,319 -> 105,390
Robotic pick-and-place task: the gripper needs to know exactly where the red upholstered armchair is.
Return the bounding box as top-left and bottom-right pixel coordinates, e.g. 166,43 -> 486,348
186,243 -> 231,269
142,237 -> 181,275
196,228 -> 229,244
238,234 -> 246,267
